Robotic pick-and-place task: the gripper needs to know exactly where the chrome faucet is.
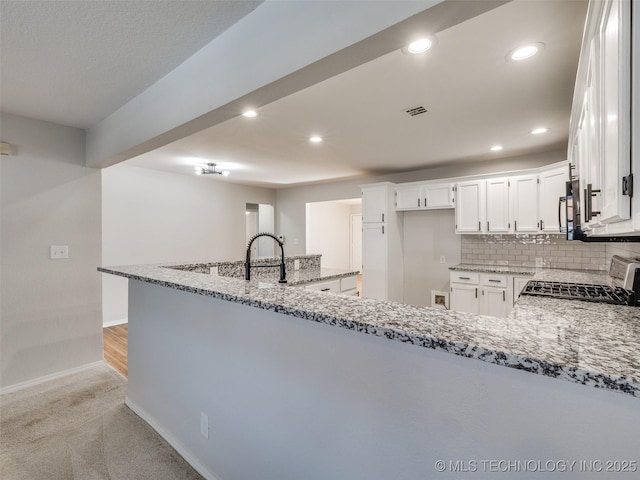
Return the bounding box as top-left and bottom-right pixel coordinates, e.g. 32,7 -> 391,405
245,232 -> 287,283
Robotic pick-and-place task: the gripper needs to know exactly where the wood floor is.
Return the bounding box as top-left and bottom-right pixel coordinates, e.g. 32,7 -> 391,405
103,324 -> 128,377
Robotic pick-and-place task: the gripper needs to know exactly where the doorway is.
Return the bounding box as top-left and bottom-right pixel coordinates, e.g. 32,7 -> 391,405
305,198 -> 362,270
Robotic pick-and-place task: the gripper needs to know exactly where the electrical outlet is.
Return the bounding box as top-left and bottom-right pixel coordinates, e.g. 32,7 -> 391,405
439,255 -> 446,264
535,257 -> 543,268
200,412 -> 209,439
435,295 -> 446,305
294,259 -> 300,270
50,245 -> 68,259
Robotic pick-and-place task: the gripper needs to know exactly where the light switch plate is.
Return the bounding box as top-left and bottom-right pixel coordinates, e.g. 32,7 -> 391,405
50,245 -> 68,259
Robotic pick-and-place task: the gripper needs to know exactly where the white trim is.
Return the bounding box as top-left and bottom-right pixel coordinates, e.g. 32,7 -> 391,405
103,317 -> 128,328
0,360 -> 105,395
125,398 -> 221,480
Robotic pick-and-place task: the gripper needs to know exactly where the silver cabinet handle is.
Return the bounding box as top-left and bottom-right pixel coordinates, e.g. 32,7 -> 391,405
503,290 -> 506,302
475,288 -> 478,298
558,196 -> 564,233
382,225 -> 385,234
540,219 -> 544,230
418,198 -> 421,207
459,276 -> 471,280
478,221 -> 481,232
382,213 -> 385,222
488,279 -> 501,283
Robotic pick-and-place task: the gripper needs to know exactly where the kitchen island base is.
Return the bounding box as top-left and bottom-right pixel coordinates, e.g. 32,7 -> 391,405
127,280 -> 639,480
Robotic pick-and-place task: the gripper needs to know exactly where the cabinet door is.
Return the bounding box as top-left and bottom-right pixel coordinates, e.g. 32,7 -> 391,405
450,284 -> 479,314
512,175 -> 539,232
362,186 -> 387,223
512,276 -> 531,306
395,185 -> 422,210
481,287 -> 508,318
598,0 -> 631,225
425,184 -> 454,208
485,177 -> 511,233
539,166 -> 568,233
361,223 -> 387,300
455,181 -> 484,233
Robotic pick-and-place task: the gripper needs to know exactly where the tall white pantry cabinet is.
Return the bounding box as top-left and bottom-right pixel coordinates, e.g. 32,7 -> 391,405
361,182 -> 404,302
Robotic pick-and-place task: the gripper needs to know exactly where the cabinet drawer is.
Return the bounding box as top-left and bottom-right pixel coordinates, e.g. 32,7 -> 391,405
306,279 -> 341,293
340,275 -> 357,291
480,273 -> 508,288
450,271 -> 480,284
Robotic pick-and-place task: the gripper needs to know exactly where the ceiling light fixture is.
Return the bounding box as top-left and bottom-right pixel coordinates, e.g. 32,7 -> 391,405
242,110 -> 257,118
407,38 -> 432,54
195,163 -> 230,176
530,127 -> 549,135
490,145 -> 503,152
507,42 -> 544,62
309,136 -> 323,143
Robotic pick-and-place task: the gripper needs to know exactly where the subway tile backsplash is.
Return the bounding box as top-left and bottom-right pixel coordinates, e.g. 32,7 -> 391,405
461,234 -> 607,271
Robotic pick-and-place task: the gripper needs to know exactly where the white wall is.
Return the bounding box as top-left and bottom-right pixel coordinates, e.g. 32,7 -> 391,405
0,113 -> 102,390
306,201 -> 353,270
101,164 -> 275,326
127,280 -> 640,480
403,210 -> 460,307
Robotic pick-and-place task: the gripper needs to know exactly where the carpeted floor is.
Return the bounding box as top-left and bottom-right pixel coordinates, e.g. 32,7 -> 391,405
0,364 -> 204,480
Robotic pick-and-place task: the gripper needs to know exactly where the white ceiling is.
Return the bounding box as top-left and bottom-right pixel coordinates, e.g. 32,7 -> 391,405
0,0 -> 261,128
125,0 -> 588,187
1,0 -> 588,189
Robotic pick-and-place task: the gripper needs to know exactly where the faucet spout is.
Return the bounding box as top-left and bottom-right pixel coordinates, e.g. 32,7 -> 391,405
245,233 -> 287,283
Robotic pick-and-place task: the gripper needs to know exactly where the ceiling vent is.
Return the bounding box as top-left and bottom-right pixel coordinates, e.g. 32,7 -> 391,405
403,105 -> 428,117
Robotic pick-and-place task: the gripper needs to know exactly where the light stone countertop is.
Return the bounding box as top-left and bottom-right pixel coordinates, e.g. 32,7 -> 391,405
99,263 -> 640,398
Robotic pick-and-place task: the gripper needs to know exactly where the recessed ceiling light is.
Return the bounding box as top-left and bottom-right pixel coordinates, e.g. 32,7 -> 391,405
309,136 -> 322,143
490,145 -> 503,152
530,127 -> 549,135
242,110 -> 257,118
507,42 -> 544,62
407,38 -> 432,54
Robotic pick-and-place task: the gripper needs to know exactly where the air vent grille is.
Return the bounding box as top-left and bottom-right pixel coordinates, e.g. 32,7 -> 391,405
403,105 -> 428,117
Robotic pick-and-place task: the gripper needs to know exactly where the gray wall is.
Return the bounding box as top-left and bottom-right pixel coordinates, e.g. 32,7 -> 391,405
0,113 -> 102,390
127,279 -> 640,480
101,164 -> 276,326
276,149 -> 565,305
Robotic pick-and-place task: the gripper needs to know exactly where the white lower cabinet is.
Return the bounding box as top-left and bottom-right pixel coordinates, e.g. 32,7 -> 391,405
450,271 -> 512,318
302,275 -> 358,296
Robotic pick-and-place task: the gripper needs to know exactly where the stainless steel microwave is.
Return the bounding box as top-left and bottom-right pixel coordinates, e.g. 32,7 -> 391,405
564,180 -> 640,242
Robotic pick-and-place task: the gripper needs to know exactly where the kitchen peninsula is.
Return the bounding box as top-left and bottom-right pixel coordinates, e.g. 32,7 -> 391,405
99,262 -> 640,480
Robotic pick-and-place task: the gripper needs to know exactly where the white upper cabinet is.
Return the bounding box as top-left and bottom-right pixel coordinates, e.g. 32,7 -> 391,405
568,0 -> 635,235
539,165 -> 569,233
485,177 -> 510,233
425,183 -> 454,208
455,180 -> 485,233
395,182 -> 454,211
512,174 -> 539,232
598,0 -> 631,225
395,184 -> 422,210
362,183 -> 390,223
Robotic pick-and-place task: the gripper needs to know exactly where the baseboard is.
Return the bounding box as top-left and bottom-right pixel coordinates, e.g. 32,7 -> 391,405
103,317 -> 128,328
125,397 -> 221,480
0,360 -> 105,395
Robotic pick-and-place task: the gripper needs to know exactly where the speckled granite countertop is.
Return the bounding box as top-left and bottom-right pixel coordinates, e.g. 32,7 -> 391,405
99,264 -> 640,398
450,263 -> 537,275
280,267 -> 359,286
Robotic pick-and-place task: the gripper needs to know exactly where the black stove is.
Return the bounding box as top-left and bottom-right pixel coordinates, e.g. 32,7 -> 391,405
522,281 -> 636,306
